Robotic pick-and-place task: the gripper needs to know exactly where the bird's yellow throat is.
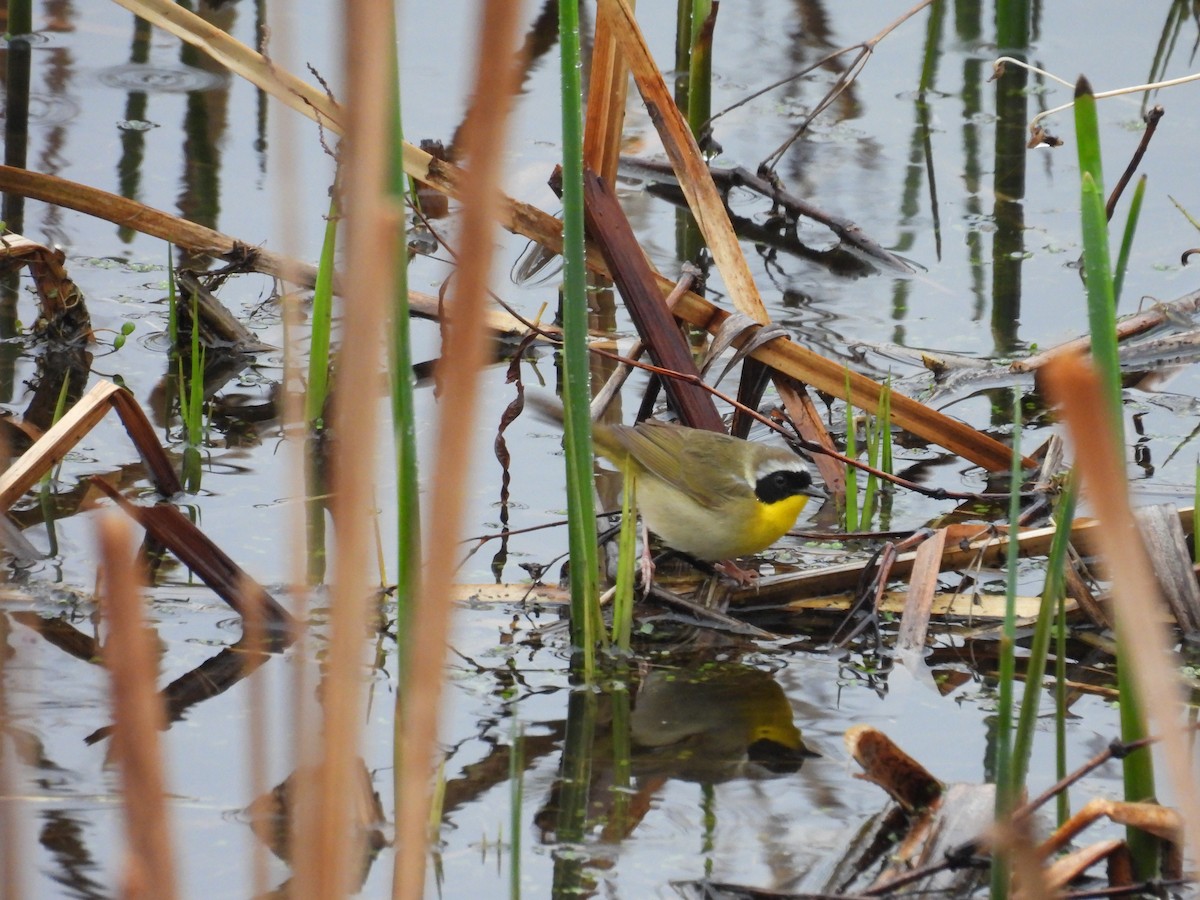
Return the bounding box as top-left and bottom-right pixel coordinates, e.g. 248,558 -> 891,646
736,493 -> 811,558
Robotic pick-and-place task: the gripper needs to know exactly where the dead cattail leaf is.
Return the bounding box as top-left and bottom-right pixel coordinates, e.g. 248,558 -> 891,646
1041,839 -> 1123,891
845,724 -> 944,813
1039,797 -> 1182,858
0,232 -> 90,341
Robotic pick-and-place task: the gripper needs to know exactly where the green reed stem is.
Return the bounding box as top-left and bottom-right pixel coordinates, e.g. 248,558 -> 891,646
559,0 -> 600,677
6,0 -> 31,37
612,472 -> 637,651
990,384 -> 1023,900
1076,74 -> 1156,879
509,724 -> 524,900
686,0 -> 714,143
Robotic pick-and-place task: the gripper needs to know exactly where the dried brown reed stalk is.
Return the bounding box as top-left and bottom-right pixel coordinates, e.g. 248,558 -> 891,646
291,0 -> 401,895
239,574 -> 270,898
258,1 -> 319,892
392,4 -> 526,898
97,514 -> 177,900
0,415 -> 21,900
1043,355 -> 1200,868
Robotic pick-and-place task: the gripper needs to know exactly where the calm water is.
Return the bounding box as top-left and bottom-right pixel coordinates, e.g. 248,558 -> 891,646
3,1 -> 1198,896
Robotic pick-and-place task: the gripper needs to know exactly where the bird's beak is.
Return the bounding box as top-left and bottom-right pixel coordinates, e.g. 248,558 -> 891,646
803,483 -> 828,500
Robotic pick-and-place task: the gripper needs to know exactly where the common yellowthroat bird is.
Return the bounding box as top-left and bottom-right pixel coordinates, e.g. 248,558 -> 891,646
589,414 -> 824,575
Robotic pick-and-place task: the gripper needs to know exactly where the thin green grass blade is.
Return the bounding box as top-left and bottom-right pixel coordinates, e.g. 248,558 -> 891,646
305,197 -> 338,429
880,379 -> 893,477
387,41 -> 420,629
167,244 -> 178,346
559,0 -> 600,677
1055,474 -> 1076,827
844,372 -> 858,531
861,412 -> 880,527
1112,173 -> 1146,305
1011,476 -> 1077,791
1194,461 -> 1200,569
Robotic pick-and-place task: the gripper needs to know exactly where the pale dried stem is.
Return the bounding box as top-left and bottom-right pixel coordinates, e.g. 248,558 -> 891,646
1044,356 -> 1200,870
98,514 -> 177,900
264,0 -> 320,888
992,55 -> 1200,131
297,0 -> 400,896
240,575 -> 270,898
392,3 -> 526,898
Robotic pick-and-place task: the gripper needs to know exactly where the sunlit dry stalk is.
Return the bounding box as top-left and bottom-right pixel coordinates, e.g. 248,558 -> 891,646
97,514 -> 177,900
295,0 -> 401,896
262,0 -> 321,891
0,431 -> 23,900
1043,356 -> 1200,869
392,3 -> 526,898
239,575 -> 269,898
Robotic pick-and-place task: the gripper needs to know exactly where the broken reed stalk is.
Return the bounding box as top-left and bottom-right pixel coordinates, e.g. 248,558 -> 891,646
393,4 -> 525,898
1043,355 -> 1200,877
298,0 -> 400,895
97,514 -> 177,900
583,0 -> 632,183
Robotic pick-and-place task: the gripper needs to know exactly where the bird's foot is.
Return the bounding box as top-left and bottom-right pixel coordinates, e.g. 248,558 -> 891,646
639,523 -> 656,595
714,559 -> 760,587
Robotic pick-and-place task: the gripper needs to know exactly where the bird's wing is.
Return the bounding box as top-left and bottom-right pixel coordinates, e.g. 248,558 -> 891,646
604,422 -> 747,504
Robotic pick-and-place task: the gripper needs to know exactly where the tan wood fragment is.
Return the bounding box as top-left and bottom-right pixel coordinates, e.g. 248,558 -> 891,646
1133,504 -> 1200,635
896,528 -> 949,653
